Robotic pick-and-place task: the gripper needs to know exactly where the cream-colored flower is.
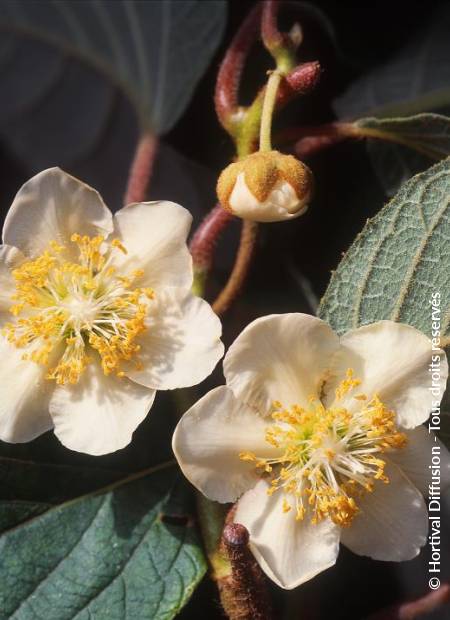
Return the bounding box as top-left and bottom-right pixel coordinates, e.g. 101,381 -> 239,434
217,151 -> 313,222
0,168 -> 224,455
173,314 -> 450,589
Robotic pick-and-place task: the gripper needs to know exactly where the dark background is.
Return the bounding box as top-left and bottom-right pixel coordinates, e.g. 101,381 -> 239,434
0,1 -> 449,618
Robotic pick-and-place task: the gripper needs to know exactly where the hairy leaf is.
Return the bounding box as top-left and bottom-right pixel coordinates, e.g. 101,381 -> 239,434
318,158 -> 450,445
355,113 -> 450,195
0,464 -> 206,620
318,157 -> 450,338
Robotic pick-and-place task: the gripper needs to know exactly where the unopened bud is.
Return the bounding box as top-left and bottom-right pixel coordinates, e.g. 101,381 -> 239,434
289,23 -> 303,49
217,151 -> 313,223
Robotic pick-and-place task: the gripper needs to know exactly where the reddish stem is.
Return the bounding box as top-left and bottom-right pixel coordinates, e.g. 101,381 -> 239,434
261,0 -> 287,52
190,204 -> 233,273
212,219 -> 258,316
124,133 -> 158,205
276,122 -> 356,158
369,584 -> 450,620
215,3 -> 263,130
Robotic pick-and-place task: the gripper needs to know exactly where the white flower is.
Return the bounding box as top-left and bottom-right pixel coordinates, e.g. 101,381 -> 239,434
0,168 -> 224,455
173,313 -> 450,589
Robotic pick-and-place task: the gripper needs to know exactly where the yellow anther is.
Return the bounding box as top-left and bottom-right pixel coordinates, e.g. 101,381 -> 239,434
238,369 -> 407,527
112,239 -> 128,254
354,393 -> 367,401
282,498 -> 291,513
239,451 -> 257,462
6,234 -> 153,385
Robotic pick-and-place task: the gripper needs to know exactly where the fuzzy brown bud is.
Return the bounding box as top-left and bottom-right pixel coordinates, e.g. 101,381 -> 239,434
217,151 -> 313,223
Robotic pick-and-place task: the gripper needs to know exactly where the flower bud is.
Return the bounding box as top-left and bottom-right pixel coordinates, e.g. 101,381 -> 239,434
217,151 -> 313,223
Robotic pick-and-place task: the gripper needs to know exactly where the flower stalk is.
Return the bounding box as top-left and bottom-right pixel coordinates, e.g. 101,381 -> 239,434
189,2 -> 322,613
212,219 -> 258,316
259,70 -> 283,152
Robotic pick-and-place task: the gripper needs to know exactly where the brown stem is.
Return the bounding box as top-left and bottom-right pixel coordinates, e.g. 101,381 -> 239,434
368,584 -> 450,620
215,3 -> 263,132
124,133 -> 158,205
212,219 -> 258,316
218,523 -> 273,620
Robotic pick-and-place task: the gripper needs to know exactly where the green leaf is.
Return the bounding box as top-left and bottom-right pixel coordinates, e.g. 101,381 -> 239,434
0,457 -> 123,533
0,500 -> 50,535
0,457 -> 123,504
355,113 -> 450,195
318,158 -> 450,440
0,0 -> 225,132
318,157 -> 450,338
318,157 -> 450,446
334,5 -> 450,119
0,0 -> 226,168
0,464 -> 206,620
355,114 -> 450,161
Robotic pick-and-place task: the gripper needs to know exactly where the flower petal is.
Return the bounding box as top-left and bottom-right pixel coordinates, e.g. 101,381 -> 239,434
340,462 -> 427,561
0,245 -> 25,325
3,168 -> 113,258
126,288 -> 223,390
389,425 -> 450,495
49,363 -> 155,456
234,479 -> 340,589
0,336 -> 53,442
327,321 -> 447,429
112,201 -> 193,291
173,386 -> 279,503
223,313 -> 339,414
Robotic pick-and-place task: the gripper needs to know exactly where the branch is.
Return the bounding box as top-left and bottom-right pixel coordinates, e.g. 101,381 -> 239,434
218,523 -> 273,620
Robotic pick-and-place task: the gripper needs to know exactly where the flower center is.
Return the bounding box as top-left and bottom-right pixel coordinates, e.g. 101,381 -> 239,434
3,234 -> 154,385
239,369 -> 407,527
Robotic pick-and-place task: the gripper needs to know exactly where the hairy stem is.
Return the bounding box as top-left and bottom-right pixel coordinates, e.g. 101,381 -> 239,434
219,524 -> 273,620
261,0 -> 297,72
190,205 -> 233,296
212,219 -> 258,316
215,3 -> 263,134
124,133 -> 158,205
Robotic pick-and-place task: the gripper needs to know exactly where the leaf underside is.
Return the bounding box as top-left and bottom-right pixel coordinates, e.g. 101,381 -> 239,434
319,157 -> 450,339
356,113 -> 450,195
318,157 -> 450,433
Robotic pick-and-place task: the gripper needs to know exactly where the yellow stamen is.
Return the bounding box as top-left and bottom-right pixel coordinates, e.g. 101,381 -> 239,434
3,234 -> 154,385
239,369 -> 407,527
